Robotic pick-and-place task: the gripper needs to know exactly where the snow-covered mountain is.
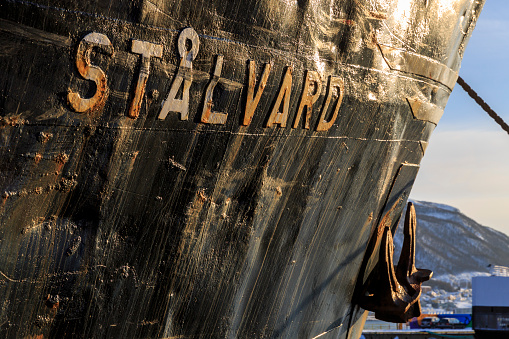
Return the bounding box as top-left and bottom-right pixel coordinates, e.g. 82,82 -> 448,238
393,200 -> 509,290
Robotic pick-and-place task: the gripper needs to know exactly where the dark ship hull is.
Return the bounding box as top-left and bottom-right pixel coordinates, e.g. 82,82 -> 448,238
0,0 -> 483,338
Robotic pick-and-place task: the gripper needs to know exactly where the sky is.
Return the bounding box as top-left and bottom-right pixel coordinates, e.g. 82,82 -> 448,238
411,0 -> 509,236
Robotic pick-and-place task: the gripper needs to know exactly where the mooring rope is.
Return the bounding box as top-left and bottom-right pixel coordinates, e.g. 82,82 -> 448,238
457,76 -> 509,135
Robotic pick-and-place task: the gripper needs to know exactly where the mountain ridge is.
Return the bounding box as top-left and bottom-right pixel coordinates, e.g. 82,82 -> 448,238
393,200 -> 509,282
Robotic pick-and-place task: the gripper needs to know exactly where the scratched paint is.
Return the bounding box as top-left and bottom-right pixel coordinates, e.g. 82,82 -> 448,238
0,0 -> 485,338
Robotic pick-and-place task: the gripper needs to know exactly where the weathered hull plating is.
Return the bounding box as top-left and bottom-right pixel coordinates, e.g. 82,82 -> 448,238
0,0 -> 483,338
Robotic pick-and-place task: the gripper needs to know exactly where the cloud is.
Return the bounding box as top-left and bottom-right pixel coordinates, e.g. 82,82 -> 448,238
411,129 -> 509,235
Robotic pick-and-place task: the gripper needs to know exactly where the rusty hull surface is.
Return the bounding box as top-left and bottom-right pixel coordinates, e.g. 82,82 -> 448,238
0,0 -> 484,338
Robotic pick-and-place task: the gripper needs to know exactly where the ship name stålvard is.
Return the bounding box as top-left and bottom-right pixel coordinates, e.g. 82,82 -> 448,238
67,28 -> 345,131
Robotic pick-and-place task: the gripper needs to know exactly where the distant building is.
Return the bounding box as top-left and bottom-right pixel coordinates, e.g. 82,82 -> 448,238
490,265 -> 509,277
472,276 -> 509,338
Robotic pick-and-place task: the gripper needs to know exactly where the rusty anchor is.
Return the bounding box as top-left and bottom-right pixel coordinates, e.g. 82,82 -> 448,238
358,202 -> 432,323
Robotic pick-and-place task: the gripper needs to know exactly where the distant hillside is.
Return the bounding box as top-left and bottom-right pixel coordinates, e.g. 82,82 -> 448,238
393,200 -> 509,288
